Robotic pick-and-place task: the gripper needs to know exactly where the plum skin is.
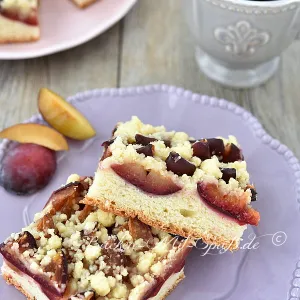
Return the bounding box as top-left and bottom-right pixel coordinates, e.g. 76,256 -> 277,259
166,152 -> 196,176
112,163 -> 181,195
0,143 -> 57,195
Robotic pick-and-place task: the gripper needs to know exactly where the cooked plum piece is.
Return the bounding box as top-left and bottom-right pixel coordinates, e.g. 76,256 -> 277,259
112,163 -> 181,195
135,134 -> 158,145
220,168 -> 236,183
136,144 -> 154,157
166,152 -> 196,176
223,143 -> 244,163
192,140 -> 211,160
197,181 -> 260,225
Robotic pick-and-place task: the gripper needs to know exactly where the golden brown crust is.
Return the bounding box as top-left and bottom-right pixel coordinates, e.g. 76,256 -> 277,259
2,272 -> 35,300
0,15 -> 40,44
71,0 -> 98,8
159,272 -> 185,300
83,196 -> 239,251
0,36 -> 39,43
0,32 -> 39,44
3,268 -> 184,300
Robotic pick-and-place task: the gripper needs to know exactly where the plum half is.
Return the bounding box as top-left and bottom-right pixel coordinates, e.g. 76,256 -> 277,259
38,88 -> 96,141
112,163 -> 181,195
0,123 -> 68,151
197,181 -> 260,225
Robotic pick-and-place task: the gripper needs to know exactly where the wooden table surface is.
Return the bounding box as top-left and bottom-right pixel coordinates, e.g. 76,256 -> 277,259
0,0 -> 300,157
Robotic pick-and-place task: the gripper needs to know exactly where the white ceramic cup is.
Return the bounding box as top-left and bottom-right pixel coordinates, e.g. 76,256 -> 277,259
184,0 -> 300,88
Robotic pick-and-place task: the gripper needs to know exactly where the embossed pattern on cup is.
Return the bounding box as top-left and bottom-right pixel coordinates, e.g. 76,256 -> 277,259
184,0 -> 300,88
214,20 -> 270,56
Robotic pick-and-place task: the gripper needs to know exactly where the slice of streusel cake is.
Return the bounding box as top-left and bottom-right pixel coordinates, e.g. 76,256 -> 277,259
0,0 -> 40,43
0,175 -> 192,300
85,116 -> 260,251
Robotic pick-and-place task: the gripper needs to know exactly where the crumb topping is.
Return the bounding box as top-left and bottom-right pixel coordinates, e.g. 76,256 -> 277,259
103,117 -> 252,198
2,175 -> 189,299
0,0 -> 37,19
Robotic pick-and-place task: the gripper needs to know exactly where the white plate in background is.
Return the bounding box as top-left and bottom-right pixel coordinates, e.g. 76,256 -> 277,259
0,0 -> 137,60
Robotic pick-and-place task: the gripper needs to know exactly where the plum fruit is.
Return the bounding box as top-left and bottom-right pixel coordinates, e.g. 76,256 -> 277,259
0,123 -> 68,151
128,218 -> 154,245
166,152 -> 196,176
101,238 -> 127,276
38,88 -> 96,141
192,140 -> 211,160
112,163 -> 181,195
223,143 -> 244,163
220,168 -> 236,183
136,144 -> 154,157
207,138 -> 225,158
0,143 -> 57,195
197,181 -> 260,225
135,134 -> 158,145
44,251 -> 68,289
16,231 -> 38,253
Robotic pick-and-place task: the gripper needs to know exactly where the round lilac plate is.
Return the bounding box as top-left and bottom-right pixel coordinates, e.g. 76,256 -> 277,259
0,85 -> 299,300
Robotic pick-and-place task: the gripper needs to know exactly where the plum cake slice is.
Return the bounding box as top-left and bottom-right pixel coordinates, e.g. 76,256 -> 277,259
0,174 -> 192,300
0,0 -> 40,43
85,116 -> 260,251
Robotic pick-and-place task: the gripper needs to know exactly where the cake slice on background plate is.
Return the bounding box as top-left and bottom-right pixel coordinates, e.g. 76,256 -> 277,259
85,116 -> 260,251
0,174 -> 192,300
0,0 -> 98,44
0,0 -> 40,43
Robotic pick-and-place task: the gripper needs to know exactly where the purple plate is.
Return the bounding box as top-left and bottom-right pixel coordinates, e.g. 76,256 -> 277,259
0,85 -> 299,300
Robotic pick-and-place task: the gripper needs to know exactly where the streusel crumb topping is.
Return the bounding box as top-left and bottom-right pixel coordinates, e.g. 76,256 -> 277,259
2,175 -> 190,299
103,117 -> 252,199
0,0 -> 37,19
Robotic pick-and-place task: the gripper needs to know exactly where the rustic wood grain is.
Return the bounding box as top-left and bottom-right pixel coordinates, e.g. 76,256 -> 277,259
119,0 -> 300,157
0,24 -> 120,130
0,0 -> 300,159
